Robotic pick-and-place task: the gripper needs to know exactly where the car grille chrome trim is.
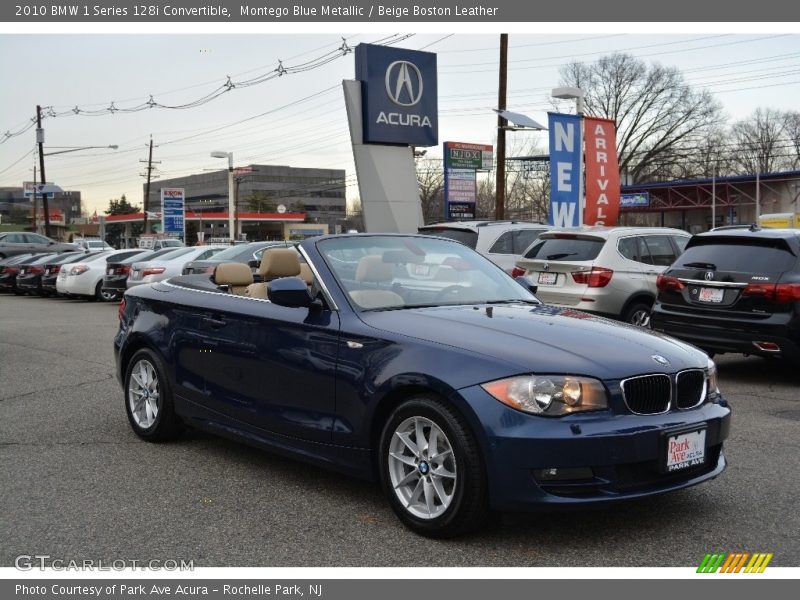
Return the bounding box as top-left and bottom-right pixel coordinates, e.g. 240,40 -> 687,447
620,374 -> 672,415
675,369 -> 707,409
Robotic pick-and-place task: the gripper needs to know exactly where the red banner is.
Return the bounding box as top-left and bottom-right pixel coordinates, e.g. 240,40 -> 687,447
583,117 -> 620,226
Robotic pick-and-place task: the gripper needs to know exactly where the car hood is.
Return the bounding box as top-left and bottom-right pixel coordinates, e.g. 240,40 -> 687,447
358,303 -> 707,381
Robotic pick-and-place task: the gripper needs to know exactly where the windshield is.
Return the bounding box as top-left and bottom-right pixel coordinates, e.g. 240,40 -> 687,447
211,244 -> 249,260
317,235 -> 537,311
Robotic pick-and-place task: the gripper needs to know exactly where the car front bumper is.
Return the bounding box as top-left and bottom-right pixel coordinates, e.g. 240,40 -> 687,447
458,385 -> 731,511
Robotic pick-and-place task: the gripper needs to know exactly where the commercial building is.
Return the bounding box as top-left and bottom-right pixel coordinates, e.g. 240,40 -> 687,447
0,186 -> 83,239
619,170 -> 800,232
142,164 -> 346,242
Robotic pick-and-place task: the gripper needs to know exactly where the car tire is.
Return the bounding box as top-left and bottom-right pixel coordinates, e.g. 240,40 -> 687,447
123,348 -> 184,442
378,395 -> 489,538
624,301 -> 652,328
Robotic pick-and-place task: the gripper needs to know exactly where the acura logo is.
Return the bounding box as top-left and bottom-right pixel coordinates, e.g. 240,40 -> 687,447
704,271 -> 714,281
651,355 -> 670,366
543,263 -> 550,271
385,61 -> 424,107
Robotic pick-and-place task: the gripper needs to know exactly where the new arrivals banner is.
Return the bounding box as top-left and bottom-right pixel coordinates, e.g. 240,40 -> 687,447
547,112 -> 582,227
583,117 -> 621,226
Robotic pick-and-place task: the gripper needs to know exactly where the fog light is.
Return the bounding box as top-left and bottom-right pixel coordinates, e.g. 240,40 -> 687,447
535,467 -> 594,481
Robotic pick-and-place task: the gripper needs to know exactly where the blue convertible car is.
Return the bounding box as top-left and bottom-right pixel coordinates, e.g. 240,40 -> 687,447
115,234 -> 730,537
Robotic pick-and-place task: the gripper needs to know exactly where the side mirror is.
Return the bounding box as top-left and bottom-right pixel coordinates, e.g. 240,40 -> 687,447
268,277 -> 315,308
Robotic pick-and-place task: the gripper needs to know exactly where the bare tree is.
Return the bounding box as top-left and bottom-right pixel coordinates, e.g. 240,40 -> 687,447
729,108 -> 789,174
415,157 -> 445,224
783,111 -> 800,171
559,53 -> 724,182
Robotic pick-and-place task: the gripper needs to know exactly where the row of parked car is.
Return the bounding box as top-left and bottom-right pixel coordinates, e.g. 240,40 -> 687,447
4,221 -> 799,363
0,240 -> 295,301
419,220 -> 800,362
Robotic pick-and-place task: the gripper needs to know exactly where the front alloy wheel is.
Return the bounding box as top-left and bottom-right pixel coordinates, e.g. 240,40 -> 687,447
388,416 -> 457,520
379,396 -> 488,538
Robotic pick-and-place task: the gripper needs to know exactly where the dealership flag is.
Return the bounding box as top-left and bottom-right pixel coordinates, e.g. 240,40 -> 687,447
583,117 -> 621,226
547,112 -> 582,227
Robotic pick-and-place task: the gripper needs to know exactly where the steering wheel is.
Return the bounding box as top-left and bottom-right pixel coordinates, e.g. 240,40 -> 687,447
435,285 -> 470,303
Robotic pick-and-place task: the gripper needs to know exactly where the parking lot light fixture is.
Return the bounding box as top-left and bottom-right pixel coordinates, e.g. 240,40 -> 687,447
211,151 -> 235,242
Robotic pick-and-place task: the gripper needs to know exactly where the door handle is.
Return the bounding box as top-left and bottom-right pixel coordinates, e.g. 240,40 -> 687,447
202,317 -> 227,329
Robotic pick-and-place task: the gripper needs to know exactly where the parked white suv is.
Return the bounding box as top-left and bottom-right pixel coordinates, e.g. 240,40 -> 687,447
418,220 -> 551,274
515,226 -> 691,326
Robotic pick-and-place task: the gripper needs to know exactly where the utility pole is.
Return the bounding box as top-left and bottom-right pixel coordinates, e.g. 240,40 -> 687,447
140,136 -> 160,236
36,105 -> 52,238
32,164 -> 37,232
495,34 -> 508,221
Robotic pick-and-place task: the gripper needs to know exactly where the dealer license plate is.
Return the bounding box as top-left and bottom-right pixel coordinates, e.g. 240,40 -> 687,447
665,429 -> 706,472
698,287 -> 724,303
538,272 -> 557,285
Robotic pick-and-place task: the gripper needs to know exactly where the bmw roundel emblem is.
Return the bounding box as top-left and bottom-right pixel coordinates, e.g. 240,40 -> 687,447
651,354 -> 670,366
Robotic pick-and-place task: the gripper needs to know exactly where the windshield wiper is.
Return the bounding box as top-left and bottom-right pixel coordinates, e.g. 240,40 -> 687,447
683,262 -> 717,269
485,299 -> 540,305
545,252 -> 578,260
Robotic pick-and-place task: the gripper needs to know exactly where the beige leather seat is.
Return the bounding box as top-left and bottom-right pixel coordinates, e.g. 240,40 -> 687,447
245,248 -> 302,299
214,262 -> 253,296
348,255 -> 404,309
299,263 -> 314,286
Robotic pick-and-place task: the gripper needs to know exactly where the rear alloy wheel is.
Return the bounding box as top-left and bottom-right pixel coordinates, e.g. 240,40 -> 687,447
94,281 -> 117,302
124,349 -> 183,442
379,396 -> 488,538
624,302 -> 652,328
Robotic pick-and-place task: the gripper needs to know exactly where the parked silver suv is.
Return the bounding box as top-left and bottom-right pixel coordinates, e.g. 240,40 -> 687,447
515,226 -> 691,326
418,220 -> 552,274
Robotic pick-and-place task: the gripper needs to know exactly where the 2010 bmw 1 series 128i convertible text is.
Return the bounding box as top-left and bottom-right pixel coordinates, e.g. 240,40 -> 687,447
114,234 -> 731,538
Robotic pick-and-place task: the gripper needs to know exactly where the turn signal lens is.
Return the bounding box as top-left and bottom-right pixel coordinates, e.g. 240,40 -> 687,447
706,358 -> 720,398
482,375 -> 608,416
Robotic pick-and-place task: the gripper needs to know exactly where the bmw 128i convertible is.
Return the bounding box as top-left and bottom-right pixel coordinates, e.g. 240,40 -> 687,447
115,233 -> 731,538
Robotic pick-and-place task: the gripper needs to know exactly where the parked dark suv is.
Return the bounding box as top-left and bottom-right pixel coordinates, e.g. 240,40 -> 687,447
651,228 -> 800,360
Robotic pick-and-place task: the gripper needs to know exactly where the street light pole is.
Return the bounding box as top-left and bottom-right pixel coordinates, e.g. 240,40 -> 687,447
211,151 -> 235,242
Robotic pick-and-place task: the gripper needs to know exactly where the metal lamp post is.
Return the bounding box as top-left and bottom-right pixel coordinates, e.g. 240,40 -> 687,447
211,151 -> 235,242
551,87 -> 585,226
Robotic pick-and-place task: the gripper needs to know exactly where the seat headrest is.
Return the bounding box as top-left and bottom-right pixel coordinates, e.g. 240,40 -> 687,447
259,248 -> 301,278
214,262 -> 253,286
355,255 -> 393,283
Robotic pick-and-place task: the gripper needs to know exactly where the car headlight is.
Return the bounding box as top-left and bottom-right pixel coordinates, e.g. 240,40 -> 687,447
706,358 -> 720,398
481,375 -> 608,417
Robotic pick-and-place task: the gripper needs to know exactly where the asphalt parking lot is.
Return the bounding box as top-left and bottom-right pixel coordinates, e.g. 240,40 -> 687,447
1,293 -> 798,567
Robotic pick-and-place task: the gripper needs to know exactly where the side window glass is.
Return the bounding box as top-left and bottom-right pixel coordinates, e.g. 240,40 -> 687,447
672,235 -> 690,254
513,229 -> 544,254
488,231 -> 514,254
642,235 -> 677,266
617,237 -> 641,262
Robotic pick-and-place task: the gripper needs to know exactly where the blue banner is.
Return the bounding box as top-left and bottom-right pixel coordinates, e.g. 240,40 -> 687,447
355,43 -> 438,146
547,112 -> 582,227
620,192 -> 650,208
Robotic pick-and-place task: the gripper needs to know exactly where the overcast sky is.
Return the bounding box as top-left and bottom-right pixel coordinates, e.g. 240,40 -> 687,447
0,30 -> 798,214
